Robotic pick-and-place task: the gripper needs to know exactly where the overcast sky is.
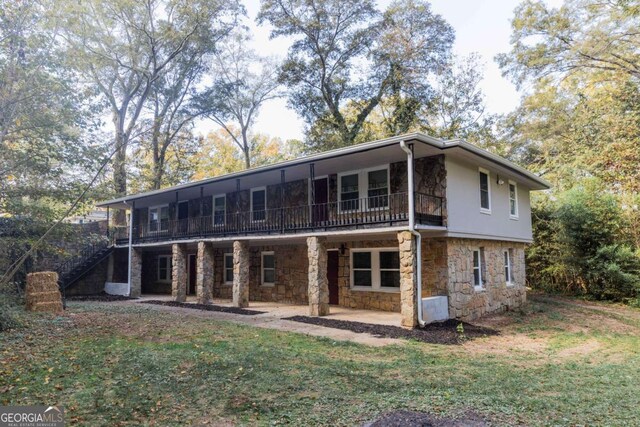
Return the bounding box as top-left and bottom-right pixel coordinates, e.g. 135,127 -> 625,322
196,0 -> 562,141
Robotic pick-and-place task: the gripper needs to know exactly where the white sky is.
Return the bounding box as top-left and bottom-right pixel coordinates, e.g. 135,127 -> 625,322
196,0 -> 563,141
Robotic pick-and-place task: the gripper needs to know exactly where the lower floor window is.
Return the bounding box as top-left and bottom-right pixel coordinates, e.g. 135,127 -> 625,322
504,248 -> 515,285
224,253 -> 234,284
158,255 -> 172,283
473,248 -> 485,289
261,251 -> 275,285
351,249 -> 400,291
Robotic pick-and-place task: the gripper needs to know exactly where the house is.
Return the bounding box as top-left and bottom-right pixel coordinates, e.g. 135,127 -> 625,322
95,133 -> 549,327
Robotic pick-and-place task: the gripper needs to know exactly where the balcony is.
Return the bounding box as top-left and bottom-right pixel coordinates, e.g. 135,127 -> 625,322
112,192 -> 444,245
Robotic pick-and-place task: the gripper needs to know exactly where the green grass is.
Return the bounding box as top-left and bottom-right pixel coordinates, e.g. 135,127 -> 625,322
1,296 -> 640,426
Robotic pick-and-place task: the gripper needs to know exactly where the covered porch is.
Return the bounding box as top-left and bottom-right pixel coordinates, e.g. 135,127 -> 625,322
122,229 -> 444,328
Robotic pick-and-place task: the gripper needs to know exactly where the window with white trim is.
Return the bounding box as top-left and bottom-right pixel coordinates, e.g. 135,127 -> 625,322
157,255 -> 172,283
261,251 -> 275,285
340,173 -> 360,211
479,168 -> 491,213
224,253 -> 234,284
504,249 -> 514,285
251,187 -> 266,222
351,248 -> 400,291
213,195 -> 226,225
473,248 -> 485,289
149,205 -> 170,232
508,181 -> 518,218
338,166 -> 389,212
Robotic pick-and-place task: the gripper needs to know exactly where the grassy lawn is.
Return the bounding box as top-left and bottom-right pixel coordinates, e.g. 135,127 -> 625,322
1,295 -> 639,426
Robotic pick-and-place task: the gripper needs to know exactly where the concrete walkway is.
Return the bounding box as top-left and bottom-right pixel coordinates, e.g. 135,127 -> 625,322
115,295 -> 404,347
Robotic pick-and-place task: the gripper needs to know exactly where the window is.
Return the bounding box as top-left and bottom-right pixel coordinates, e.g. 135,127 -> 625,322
339,166 -> 389,212
352,251 -> 372,287
158,255 -> 172,283
504,249 -> 514,285
251,187 -> 266,222
149,205 -> 170,232
213,195 -> 226,225
351,248 -> 400,291
261,252 -> 275,285
368,169 -> 389,209
379,251 -> 400,288
479,168 -> 491,213
508,180 -> 518,218
473,248 -> 484,289
224,253 -> 234,284
340,173 -> 360,211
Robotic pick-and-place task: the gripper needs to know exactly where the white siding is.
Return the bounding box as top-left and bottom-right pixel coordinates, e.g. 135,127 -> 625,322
445,156 -> 533,242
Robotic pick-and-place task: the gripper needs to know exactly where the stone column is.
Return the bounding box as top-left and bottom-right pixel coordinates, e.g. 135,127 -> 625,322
232,240 -> 249,307
130,248 -> 142,298
307,236 -> 329,316
398,231 -> 418,328
196,241 -> 214,304
172,243 -> 187,302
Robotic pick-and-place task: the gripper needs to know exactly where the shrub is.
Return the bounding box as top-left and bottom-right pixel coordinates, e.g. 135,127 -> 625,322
0,282 -> 25,332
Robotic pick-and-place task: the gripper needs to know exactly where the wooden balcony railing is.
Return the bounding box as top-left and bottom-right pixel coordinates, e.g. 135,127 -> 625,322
112,192 -> 444,245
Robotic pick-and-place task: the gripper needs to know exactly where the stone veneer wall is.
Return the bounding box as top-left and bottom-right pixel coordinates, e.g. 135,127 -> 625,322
446,238 -> 526,320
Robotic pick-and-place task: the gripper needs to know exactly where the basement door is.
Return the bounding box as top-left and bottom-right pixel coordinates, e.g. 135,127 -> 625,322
327,250 -> 339,305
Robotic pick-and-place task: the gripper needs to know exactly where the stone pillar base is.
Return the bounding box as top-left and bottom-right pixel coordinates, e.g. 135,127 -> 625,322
232,240 -> 249,308
398,231 -> 418,328
307,236 -> 329,316
172,243 -> 187,302
130,248 -> 142,298
196,241 -> 214,304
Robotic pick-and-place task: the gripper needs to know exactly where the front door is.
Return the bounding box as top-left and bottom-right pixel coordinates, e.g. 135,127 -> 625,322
327,250 -> 339,305
187,254 -> 196,295
312,178 -> 328,224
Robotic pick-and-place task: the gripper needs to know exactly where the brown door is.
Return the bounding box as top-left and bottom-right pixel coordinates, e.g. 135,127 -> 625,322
327,250 -> 339,305
312,178 -> 328,224
188,254 -> 197,295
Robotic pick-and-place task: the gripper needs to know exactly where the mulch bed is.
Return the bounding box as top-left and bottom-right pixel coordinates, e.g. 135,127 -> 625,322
283,316 -> 498,345
365,410 -> 487,427
66,294 -> 136,302
140,300 -> 265,316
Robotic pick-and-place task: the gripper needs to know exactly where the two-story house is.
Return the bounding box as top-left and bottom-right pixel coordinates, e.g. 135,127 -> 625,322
95,133 -> 549,327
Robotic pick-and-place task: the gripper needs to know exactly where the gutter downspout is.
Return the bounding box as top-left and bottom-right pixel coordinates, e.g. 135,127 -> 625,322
124,201 -> 134,297
399,140 -> 425,327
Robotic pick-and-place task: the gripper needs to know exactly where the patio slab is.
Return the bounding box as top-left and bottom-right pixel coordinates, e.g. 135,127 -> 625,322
117,294 -> 404,347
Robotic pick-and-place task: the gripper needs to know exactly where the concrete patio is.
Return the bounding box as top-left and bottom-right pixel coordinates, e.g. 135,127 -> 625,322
119,294 -> 404,346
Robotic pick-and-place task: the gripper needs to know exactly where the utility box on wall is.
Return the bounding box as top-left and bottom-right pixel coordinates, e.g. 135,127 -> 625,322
422,296 -> 449,324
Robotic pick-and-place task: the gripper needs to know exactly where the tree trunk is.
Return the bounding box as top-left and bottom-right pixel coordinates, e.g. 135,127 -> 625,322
112,111 -> 128,226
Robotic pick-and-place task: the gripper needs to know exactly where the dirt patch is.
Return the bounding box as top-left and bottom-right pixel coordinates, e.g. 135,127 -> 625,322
66,294 -> 136,302
556,339 -> 602,359
365,410 -> 487,427
140,300 -> 264,316
283,317 -> 498,345
463,333 -> 549,361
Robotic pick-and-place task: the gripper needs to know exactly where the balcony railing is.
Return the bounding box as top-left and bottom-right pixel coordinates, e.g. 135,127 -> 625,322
113,192 -> 444,245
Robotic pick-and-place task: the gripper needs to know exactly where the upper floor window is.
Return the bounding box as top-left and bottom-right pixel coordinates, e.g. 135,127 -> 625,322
340,173 -> 360,211
508,180 -> 518,218
479,168 -> 491,213
157,255 -> 172,283
339,166 -> 389,212
251,187 -> 266,222
213,195 -> 226,225
149,205 -> 169,232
